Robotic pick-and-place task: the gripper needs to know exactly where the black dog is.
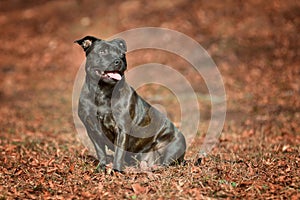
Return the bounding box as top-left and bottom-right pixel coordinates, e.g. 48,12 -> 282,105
75,36 -> 186,172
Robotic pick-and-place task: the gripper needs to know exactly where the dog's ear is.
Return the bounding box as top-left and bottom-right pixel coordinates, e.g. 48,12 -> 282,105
111,38 -> 127,52
74,36 -> 100,52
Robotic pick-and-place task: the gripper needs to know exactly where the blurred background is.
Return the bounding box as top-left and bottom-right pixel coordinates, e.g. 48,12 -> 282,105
0,0 -> 299,198
1,0 -> 298,143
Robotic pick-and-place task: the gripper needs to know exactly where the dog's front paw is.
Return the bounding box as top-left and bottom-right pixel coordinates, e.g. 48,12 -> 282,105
112,164 -> 125,173
104,167 -> 124,175
95,162 -> 106,173
113,168 -> 124,174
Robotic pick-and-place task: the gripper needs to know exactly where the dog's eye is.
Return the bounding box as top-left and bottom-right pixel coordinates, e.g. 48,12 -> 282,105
120,53 -> 125,58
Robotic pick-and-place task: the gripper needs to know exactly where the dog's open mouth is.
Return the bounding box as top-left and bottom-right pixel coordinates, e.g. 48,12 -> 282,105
95,70 -> 122,81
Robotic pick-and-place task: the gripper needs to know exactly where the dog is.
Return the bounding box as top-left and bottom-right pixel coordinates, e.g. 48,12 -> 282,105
75,36 -> 186,172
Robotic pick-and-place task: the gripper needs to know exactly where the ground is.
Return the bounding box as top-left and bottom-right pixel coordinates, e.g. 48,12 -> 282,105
0,0 -> 299,199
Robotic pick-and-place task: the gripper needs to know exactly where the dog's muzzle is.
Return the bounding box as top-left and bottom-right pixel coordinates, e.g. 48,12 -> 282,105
94,58 -> 124,81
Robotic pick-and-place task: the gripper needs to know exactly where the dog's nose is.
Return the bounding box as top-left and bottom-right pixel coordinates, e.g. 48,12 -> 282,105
114,59 -> 121,66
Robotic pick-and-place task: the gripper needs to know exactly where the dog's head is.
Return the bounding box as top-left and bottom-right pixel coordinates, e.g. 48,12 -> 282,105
75,36 -> 127,84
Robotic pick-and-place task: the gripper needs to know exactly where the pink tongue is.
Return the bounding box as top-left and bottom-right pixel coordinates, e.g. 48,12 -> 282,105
107,72 -> 122,80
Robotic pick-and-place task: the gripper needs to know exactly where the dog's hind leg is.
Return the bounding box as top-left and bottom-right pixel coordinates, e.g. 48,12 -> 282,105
112,130 -> 128,172
161,133 -> 186,166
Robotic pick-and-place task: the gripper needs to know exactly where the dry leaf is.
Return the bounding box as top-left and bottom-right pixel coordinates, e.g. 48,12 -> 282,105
132,183 -> 148,194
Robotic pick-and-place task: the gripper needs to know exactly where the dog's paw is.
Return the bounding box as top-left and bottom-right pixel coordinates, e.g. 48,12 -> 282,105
103,168 -> 124,176
112,168 -> 124,174
94,162 -> 106,173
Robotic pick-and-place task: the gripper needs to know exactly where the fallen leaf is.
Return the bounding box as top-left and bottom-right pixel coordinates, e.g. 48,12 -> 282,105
132,183 -> 148,195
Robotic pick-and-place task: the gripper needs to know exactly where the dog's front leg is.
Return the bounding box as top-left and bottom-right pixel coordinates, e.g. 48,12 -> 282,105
85,116 -> 107,170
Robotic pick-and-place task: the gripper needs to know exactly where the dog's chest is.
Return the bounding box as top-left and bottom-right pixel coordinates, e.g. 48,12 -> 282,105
95,91 -> 118,134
